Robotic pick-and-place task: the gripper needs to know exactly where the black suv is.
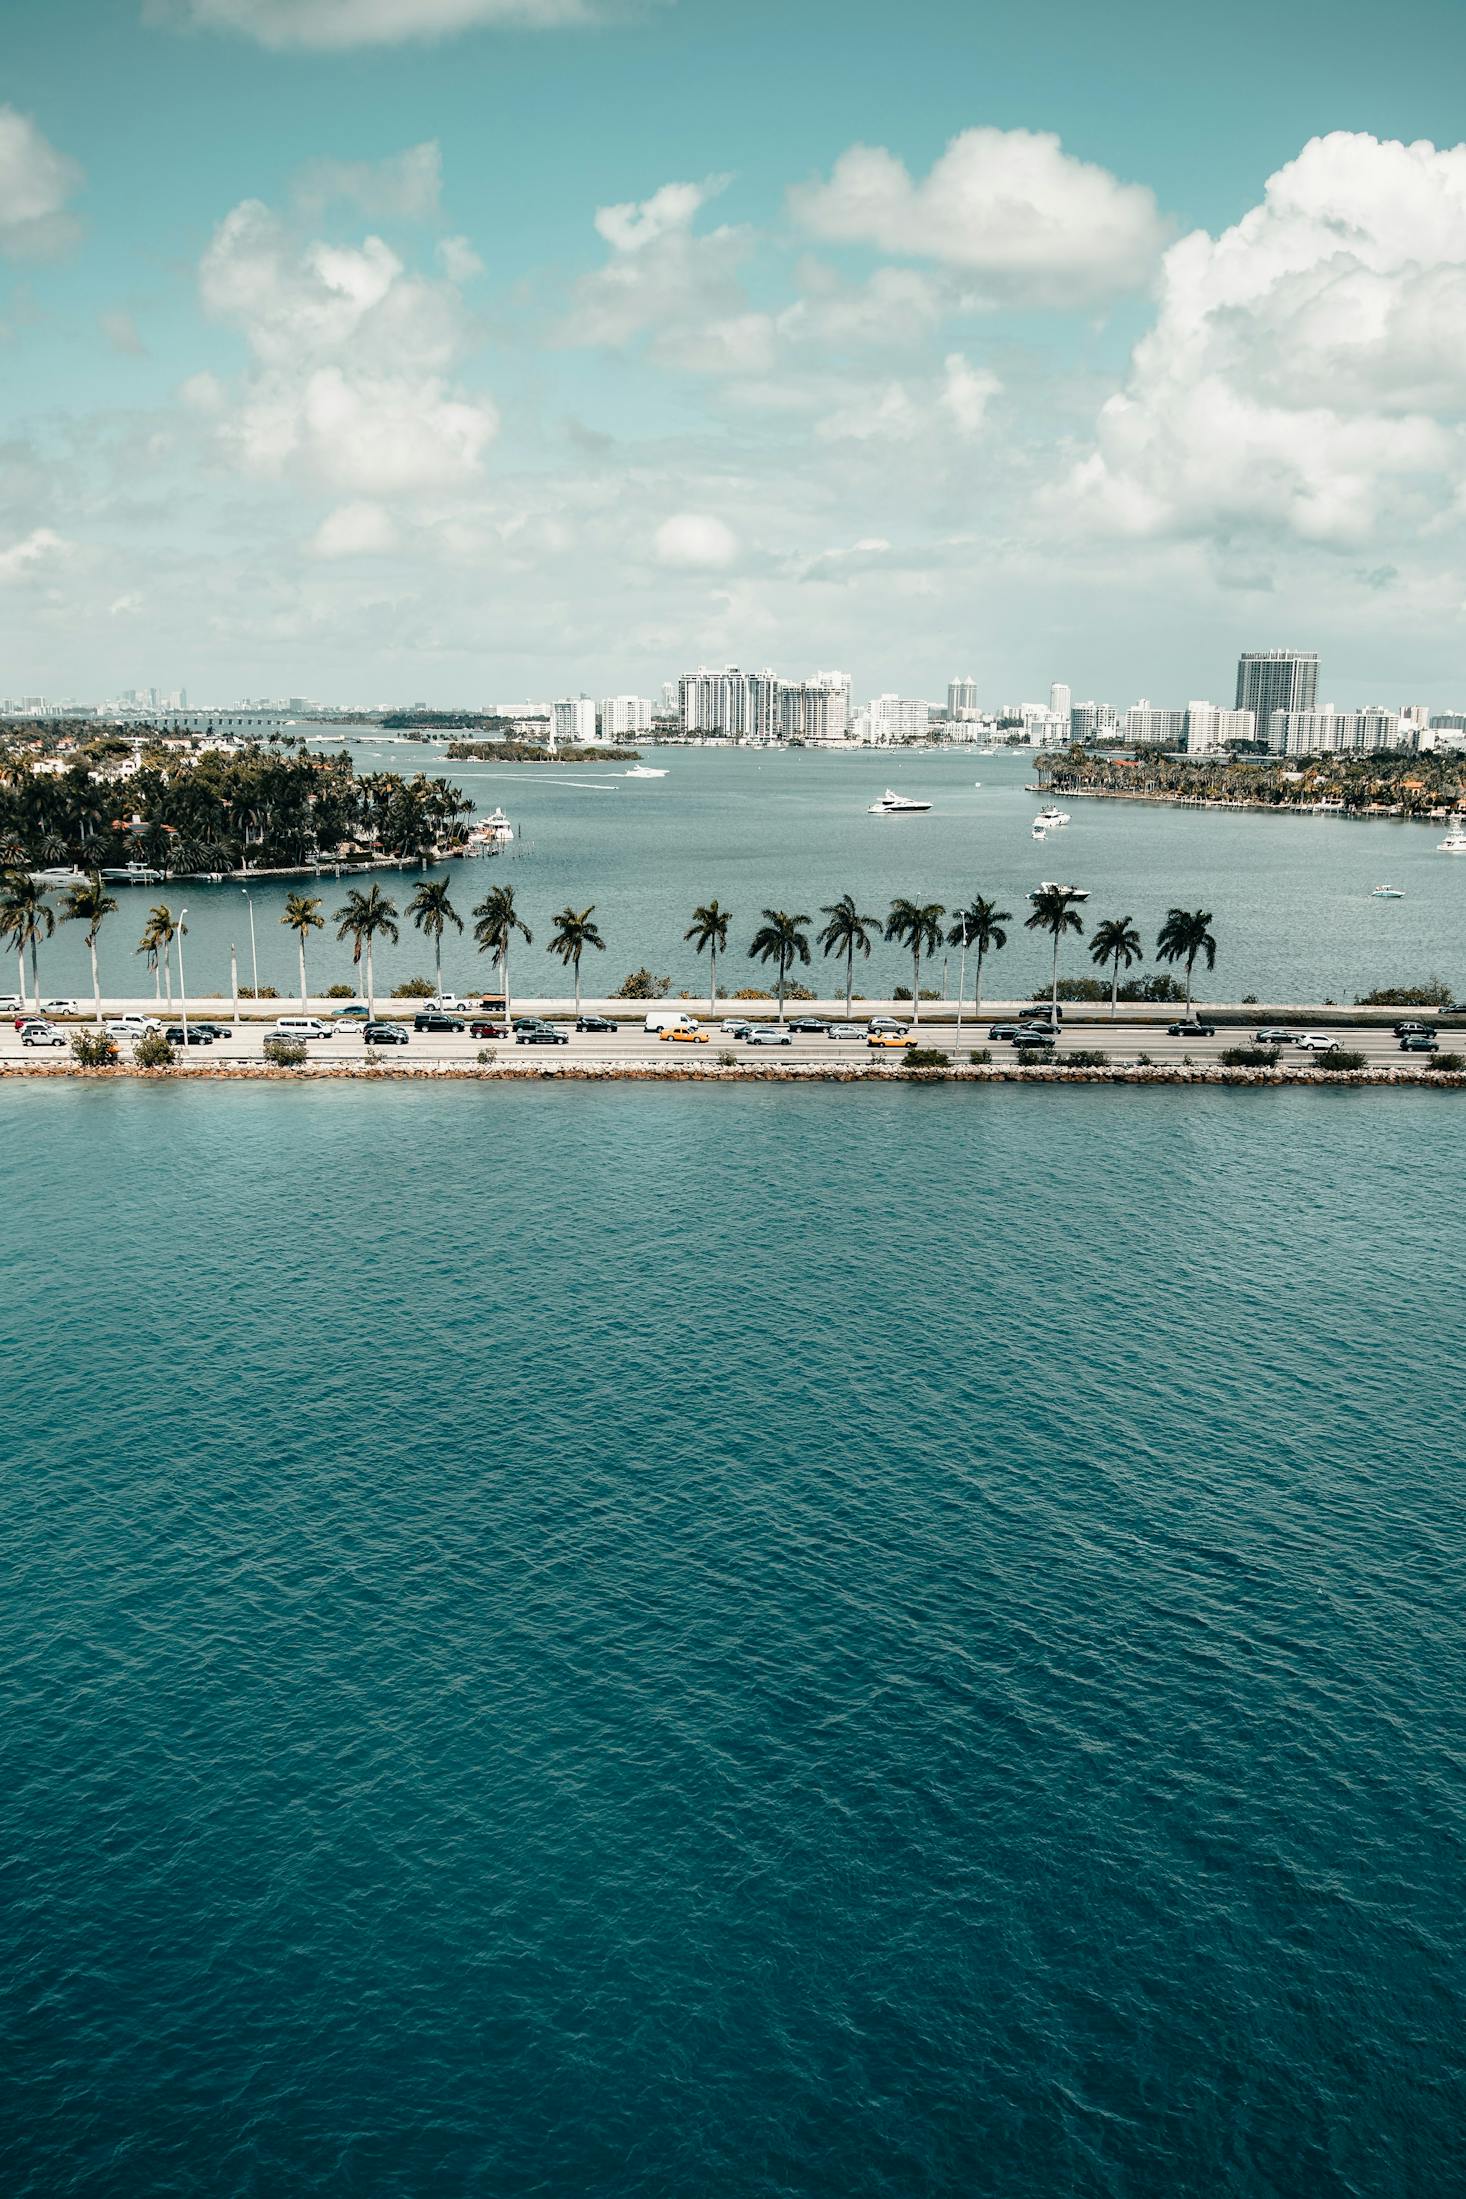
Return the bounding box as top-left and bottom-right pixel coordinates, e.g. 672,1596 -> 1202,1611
1168,1019 -> 1217,1037
576,1014 -> 616,1033
413,1012 -> 465,1033
164,1025 -> 214,1045
516,1026 -> 569,1046
364,1022 -> 409,1046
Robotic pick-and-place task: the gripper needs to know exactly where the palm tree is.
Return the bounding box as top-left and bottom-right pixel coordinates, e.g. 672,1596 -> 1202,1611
1089,914 -> 1144,1018
282,891 -> 325,1010
547,904 -> 606,1016
747,908 -> 811,1021
61,874 -> 118,1025
138,904 -> 179,1005
473,884 -> 532,1025
946,894 -> 1011,1022
0,872 -> 54,1012
1156,906 -> 1217,1012
1024,885 -> 1087,1015
332,884 -> 399,1015
684,900 -> 731,1017
817,893 -> 880,1019
407,877 -> 463,1003
884,897 -> 946,1026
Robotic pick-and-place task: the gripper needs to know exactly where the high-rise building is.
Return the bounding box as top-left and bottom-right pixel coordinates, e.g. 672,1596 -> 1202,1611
1069,700 -> 1119,742
1049,682 -> 1072,731
551,697 -> 597,746
1122,702 -> 1186,746
599,695 -> 653,737
678,667 -> 846,741
1271,706 -> 1401,756
1236,651 -> 1319,748
1184,703 -> 1256,755
947,676 -> 979,719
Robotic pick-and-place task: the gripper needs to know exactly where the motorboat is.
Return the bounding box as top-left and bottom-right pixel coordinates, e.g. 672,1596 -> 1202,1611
1437,818 -> 1466,852
101,864 -> 165,884
467,807 -> 514,851
1034,805 -> 1070,828
868,789 -> 932,814
1371,885 -> 1404,898
1031,823 -> 1046,839
625,764 -> 668,779
1037,881 -> 1090,901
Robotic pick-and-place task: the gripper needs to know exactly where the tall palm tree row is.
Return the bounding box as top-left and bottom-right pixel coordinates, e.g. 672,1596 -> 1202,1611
1156,907 -> 1217,1011
1024,884 -> 1087,1014
473,884 -> 532,1027
817,894 -> 880,1019
747,909 -> 811,1021
884,898 -> 947,1026
1088,915 -> 1144,1018
406,877 -> 463,1004
60,874 -> 118,1025
946,894 -> 1011,1021
282,892 -> 325,1011
547,905 -> 606,1016
684,901 -> 731,1018
332,884 -> 399,1016
0,872 -> 55,1011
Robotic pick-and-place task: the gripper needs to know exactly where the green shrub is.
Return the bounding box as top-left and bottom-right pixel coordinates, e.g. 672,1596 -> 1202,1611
263,1034 -> 307,1066
1317,1049 -> 1367,1072
716,1049 -> 738,1067
893,986 -> 942,1001
391,977 -> 434,998
1430,1052 -> 1466,1072
1064,1049 -> 1110,1068
785,982 -> 816,1002
731,986 -> 771,1000
238,985 -> 280,1000
133,1029 -> 175,1068
1355,983 -> 1452,1007
967,1047 -> 991,1065
611,967 -> 671,999
324,983 -> 356,999
905,1047 -> 951,1069
1221,1045 -> 1280,1067
1020,1045 -> 1056,1066
69,1028 -> 119,1066
476,1046 -> 497,1066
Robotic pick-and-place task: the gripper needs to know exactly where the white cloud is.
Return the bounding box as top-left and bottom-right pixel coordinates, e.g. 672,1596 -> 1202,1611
1065,134 -> 1466,544
294,141 -> 442,221
790,128 -> 1168,304
0,527 -> 73,582
0,107 -> 83,261
654,512 -> 737,569
149,0 -> 608,48
940,353 -> 1000,438
564,175 -> 755,357
309,500 -> 399,557
813,354 -> 999,445
198,195 -> 497,494
437,235 -> 484,282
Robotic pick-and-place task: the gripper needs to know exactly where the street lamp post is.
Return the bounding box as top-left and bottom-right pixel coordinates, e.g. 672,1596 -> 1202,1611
241,889 -> 259,1001
176,909 -> 189,1048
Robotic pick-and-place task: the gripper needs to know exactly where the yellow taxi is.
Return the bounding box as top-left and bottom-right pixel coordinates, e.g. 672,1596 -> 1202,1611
661,1024 -> 710,1043
867,1028 -> 915,1048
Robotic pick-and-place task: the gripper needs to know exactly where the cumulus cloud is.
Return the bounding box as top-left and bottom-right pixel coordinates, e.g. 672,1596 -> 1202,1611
813,354 -> 999,445
790,128 -> 1168,305
148,0 -> 608,48
0,527 -> 73,582
0,106 -> 83,260
309,500 -> 399,557
654,512 -> 737,569
562,175 -> 760,362
1065,133 -> 1466,544
198,196 -> 497,494
294,141 -> 442,221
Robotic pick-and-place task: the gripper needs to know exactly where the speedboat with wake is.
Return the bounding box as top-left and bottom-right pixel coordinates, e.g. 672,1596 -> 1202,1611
625,764 -> 667,779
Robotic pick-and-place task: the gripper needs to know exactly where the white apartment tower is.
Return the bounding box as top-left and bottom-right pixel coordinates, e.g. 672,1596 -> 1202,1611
551,697 -> 597,746
948,676 -> 979,719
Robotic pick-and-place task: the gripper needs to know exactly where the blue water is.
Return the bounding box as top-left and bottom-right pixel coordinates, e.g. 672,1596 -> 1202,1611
30,744 -> 1466,1005
3,1083 -> 1462,2197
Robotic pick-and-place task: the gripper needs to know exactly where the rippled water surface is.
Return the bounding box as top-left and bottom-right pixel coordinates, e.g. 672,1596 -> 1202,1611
2,1083 -> 1462,2197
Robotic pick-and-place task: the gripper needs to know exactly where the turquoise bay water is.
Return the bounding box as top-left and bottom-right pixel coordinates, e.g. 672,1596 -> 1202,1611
2,1083 -> 1462,2196
32,744 -> 1466,1004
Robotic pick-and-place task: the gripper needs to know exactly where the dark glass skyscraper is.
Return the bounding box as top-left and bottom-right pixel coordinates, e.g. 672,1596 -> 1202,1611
1235,651 -> 1320,748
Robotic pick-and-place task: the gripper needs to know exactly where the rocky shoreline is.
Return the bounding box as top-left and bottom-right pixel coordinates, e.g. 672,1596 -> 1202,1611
3,1060 -> 1463,1090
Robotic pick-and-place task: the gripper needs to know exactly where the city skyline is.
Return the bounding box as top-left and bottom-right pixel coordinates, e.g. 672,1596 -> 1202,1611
7,2 -> 1466,701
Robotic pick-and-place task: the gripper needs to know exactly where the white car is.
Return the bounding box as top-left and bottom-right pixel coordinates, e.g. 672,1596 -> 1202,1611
1293,1032 -> 1339,1052
0,994 -> 22,1014
41,999 -> 78,1016
106,1016 -> 160,1039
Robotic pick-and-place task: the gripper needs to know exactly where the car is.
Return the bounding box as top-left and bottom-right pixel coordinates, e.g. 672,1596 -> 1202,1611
1168,1020 -> 1217,1038
273,1016 -> 333,1039
332,1003 -> 371,1020
661,1024 -> 710,1043
1011,1027 -> 1057,1049
1293,1032 -> 1339,1052
787,1016 -> 827,1034
516,1026 -> 568,1045
827,1023 -> 866,1040
0,995 -> 21,1014
1399,1033 -> 1439,1052
1392,1021 -> 1435,1038
425,995 -> 473,1014
867,1016 -> 907,1035
720,1019 -> 754,1040
988,1023 -> 1024,1041
163,1025 -> 214,1045
413,1012 -> 465,1033
867,1029 -> 915,1049
191,1022 -> 231,1041
469,1019 -> 507,1039
513,1015 -> 549,1034
747,1025 -> 793,1046
1019,1003 -> 1064,1023
106,1017 -> 162,1039
41,1000 -> 78,1016
364,1022 -> 409,1046
21,1023 -> 64,1047
576,1014 -> 616,1033
1253,1028 -> 1294,1046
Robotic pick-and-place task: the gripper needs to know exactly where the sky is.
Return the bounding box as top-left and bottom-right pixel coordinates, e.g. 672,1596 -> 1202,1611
6,0 -> 1466,708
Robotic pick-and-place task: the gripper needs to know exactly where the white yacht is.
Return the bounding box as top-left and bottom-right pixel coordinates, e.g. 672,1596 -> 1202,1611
625,764 -> 668,779
1034,805 -> 1070,828
1437,817 -> 1466,852
1037,881 -> 1090,900
868,789 -> 932,814
467,807 -> 514,852
1371,885 -> 1404,899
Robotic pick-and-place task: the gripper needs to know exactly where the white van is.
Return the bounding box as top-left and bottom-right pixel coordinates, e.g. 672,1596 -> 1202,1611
643,1009 -> 700,1034
273,1016 -> 333,1039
